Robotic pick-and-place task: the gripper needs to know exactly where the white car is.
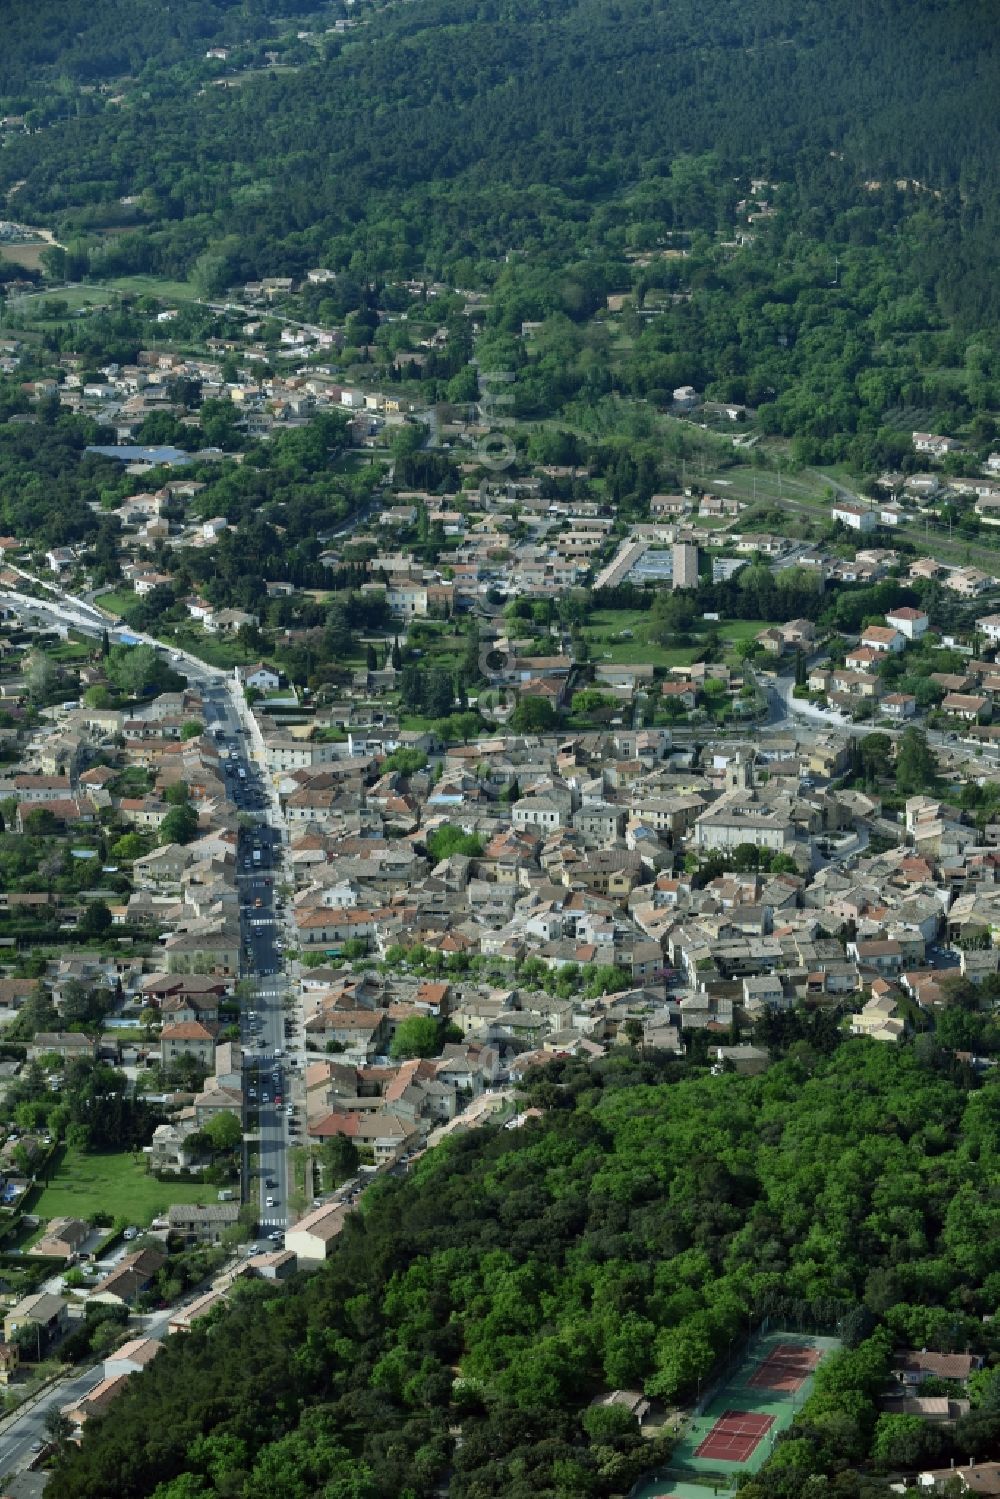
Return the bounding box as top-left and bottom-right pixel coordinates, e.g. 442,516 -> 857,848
265,1195 -> 276,1208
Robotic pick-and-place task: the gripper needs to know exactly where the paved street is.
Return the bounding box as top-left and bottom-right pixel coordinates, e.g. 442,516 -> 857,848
0,580 -> 306,1479
196,682 -> 299,1243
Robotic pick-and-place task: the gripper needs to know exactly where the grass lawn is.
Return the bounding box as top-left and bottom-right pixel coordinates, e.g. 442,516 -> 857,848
104,274 -> 202,303
593,639 -> 701,667
32,1147 -> 212,1227
48,638 -> 93,663
168,629 -> 256,670
584,608 -> 650,631
584,608 -> 702,668
95,589 -> 136,618
398,713 -> 442,732
7,285 -> 114,316
707,467 -> 824,507
715,619 -> 776,641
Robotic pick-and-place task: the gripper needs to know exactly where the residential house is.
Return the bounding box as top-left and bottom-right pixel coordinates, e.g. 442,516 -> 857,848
160,1020 -> 218,1070
167,1202 -> 240,1246
885,607 -> 929,641
860,625 -> 904,655
4,1293 -> 70,1349
103,1337 -> 162,1379
284,1202 -> 350,1263
942,693 -> 989,723
237,662 -> 281,692
831,502 -> 876,532
34,1217 -> 90,1261
90,1249 -> 167,1306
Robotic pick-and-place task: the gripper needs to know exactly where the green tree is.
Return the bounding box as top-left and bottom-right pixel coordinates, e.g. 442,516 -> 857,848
860,732 -> 893,784
319,1133 -> 360,1186
106,644 -> 167,699
390,1015 -> 442,1059
180,720 -> 204,741
872,1412 -> 942,1470
203,1111 -> 242,1153
111,832 -> 147,861
425,824 -> 483,861
510,696 -> 560,733
159,803 -> 199,846
895,727 -> 937,795
44,1408 -> 74,1449
78,901 -> 113,939
24,649 -> 58,703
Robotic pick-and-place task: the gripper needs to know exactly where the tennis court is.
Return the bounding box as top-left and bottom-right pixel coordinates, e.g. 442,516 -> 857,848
694,1409 -> 774,1463
632,1330 -> 841,1499
747,1342 -> 822,1393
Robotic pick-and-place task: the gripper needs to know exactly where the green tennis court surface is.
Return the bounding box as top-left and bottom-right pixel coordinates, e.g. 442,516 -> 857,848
633,1331 -> 841,1498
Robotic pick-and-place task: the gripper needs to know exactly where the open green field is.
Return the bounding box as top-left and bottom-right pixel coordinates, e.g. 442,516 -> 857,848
48,637 -> 93,663
32,1147 -> 213,1227
94,589 -> 136,618
715,619 -> 774,642
707,467 -> 825,508
594,639 -> 701,667
6,284 -> 115,316
583,609 -> 777,668
103,274 -> 202,303
166,628 -> 256,670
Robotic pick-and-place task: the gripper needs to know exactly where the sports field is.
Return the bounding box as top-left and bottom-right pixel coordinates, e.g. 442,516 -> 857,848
633,1331 -> 840,1499
694,1409 -> 774,1464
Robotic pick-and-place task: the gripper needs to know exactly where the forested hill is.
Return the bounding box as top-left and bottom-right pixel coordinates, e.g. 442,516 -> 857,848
48,1043 -> 1000,1499
2,0 -> 998,305
0,0 -> 327,95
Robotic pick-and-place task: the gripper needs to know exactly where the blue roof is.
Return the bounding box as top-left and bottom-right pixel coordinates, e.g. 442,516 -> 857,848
85,445 -> 192,465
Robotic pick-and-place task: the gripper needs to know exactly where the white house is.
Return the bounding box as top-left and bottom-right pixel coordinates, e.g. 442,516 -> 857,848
912,432 -> 962,457
284,1202 -> 349,1264
884,607 -> 929,641
831,502 -> 876,533
976,613 -> 1000,646
860,625 -> 905,655
237,662 -> 280,692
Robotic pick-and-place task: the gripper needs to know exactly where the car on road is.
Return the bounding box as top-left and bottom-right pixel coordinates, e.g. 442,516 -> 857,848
268,1230 -> 283,1242
265,1177 -> 277,1188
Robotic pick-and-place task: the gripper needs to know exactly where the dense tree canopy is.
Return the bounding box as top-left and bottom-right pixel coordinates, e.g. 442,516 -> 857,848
47,1043 -> 1000,1498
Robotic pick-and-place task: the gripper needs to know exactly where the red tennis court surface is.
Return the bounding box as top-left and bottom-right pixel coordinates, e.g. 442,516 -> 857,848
694,1409 -> 774,1464
747,1343 -> 822,1393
